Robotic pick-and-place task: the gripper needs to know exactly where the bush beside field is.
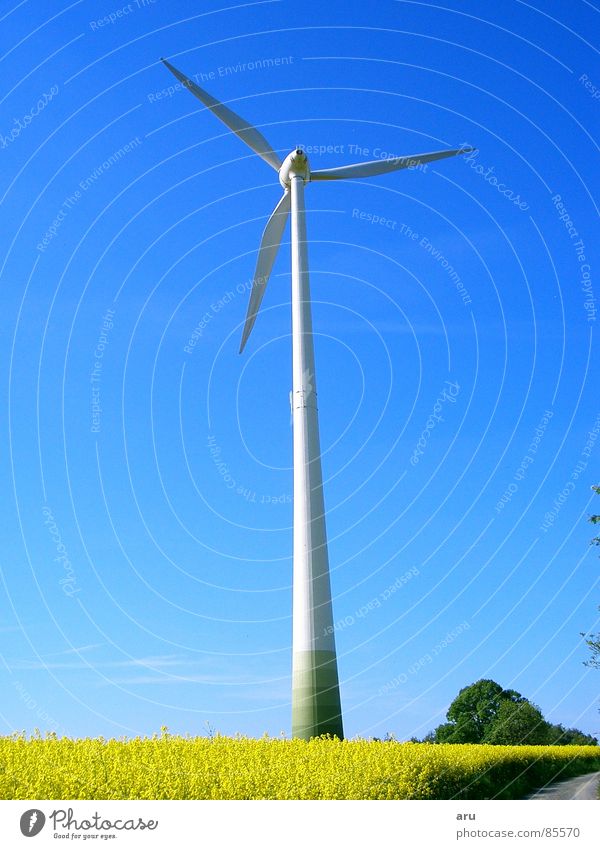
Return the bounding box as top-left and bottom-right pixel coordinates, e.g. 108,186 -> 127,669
1,733 -> 599,800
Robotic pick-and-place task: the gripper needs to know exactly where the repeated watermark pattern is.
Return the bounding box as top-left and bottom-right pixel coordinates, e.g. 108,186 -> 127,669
89,0 -> 158,31
1,85 -> 58,149
351,207 -> 397,230
148,56 -> 294,103
2,1 -> 599,759
196,56 -> 294,82
37,138 -> 142,253
539,412 -> 600,532
36,190 -> 82,254
323,567 -> 420,637
90,308 -> 115,433
378,621 -> 471,695
345,143 -> 429,171
551,194 -> 596,322
409,381 -> 460,466
183,288 -> 239,354
495,409 -> 553,514
42,506 -> 79,597
207,435 -> 290,505
461,145 -> 529,210
300,143 -> 345,157
418,233 -> 472,306
13,681 -> 64,735
351,213 -> 472,305
578,73 -> 600,100
79,136 -> 142,191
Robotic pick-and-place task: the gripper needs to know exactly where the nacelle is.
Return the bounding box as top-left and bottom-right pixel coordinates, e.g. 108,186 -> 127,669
279,149 -> 310,188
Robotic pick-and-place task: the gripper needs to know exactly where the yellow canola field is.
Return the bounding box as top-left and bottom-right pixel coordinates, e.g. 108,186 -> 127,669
1,734 -> 599,800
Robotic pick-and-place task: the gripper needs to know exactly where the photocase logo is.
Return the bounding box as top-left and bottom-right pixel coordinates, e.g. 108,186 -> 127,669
20,809 -> 46,837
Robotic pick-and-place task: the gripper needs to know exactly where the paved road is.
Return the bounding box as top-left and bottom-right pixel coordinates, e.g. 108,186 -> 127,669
528,771 -> 600,800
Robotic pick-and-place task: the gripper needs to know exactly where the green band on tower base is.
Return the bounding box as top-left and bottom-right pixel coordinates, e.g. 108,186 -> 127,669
292,649 -> 344,740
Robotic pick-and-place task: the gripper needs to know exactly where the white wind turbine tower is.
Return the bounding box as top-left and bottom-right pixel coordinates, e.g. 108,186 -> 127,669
162,58 -> 472,740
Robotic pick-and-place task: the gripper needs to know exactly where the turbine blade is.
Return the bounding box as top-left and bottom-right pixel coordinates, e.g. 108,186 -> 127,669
311,147 -> 474,181
240,191 -> 291,353
161,58 -> 282,171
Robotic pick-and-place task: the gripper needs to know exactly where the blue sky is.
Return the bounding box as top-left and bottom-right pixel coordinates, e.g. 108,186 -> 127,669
1,0 -> 599,741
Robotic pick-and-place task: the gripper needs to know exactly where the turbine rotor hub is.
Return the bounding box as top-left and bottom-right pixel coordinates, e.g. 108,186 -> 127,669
279,148 -> 310,188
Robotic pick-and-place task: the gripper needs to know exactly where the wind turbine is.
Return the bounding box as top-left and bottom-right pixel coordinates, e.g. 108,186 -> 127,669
162,58 -> 472,741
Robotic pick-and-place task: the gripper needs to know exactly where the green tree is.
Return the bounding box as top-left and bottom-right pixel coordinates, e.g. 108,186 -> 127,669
546,723 -> 598,746
433,720 -> 479,744
436,679 -> 526,743
425,679 -> 597,745
483,700 -> 549,745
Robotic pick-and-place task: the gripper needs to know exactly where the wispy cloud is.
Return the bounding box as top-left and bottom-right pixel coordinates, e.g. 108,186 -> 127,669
6,653 -> 285,687
44,643 -> 105,657
8,653 -> 191,671
109,672 -> 273,686
112,655 -> 186,668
